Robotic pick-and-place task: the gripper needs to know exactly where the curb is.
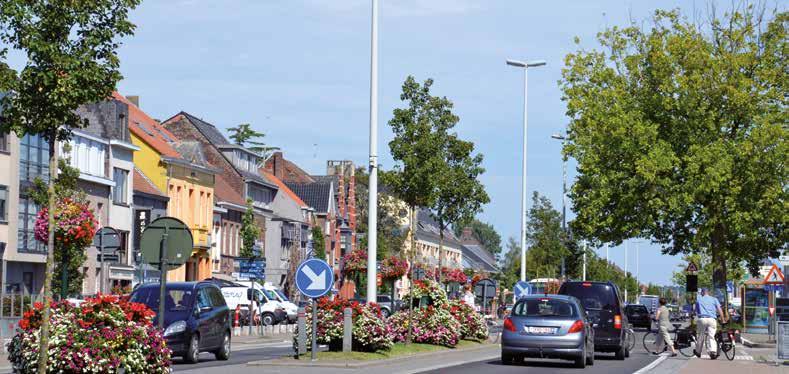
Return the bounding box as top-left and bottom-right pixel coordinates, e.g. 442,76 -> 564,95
633,355 -> 668,374
247,343 -> 498,369
741,336 -> 776,349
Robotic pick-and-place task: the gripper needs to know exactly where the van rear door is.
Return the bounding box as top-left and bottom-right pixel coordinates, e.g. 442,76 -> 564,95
559,282 -> 622,345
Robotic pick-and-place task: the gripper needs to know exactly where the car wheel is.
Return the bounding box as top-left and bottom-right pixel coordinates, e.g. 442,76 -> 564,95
615,343 -> 626,360
575,345 -> 587,368
214,332 -> 231,361
184,335 -> 200,364
261,313 -> 275,326
381,308 -> 391,318
501,353 -> 514,365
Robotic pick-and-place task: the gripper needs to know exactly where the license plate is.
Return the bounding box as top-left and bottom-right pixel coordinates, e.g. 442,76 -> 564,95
524,326 -> 556,335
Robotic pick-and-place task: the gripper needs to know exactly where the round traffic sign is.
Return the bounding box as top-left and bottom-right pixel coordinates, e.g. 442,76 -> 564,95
140,217 -> 193,271
295,258 -> 334,299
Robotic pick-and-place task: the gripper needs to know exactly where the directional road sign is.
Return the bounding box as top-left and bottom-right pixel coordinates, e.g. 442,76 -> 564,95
239,259 -> 266,280
513,281 -> 531,300
296,258 -> 334,299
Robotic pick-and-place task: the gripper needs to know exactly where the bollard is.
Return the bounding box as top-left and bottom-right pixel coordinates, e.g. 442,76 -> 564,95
343,307 -> 352,353
234,305 -> 240,336
297,307 -> 306,357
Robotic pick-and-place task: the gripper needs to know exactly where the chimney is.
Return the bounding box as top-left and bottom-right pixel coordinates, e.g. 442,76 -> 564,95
126,95 -> 139,107
272,151 -> 285,180
460,227 -> 476,244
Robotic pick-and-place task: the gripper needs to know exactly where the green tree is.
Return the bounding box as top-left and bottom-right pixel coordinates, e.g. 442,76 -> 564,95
670,253 -> 745,291
524,192 -> 570,280
355,167 -> 407,260
239,199 -> 259,258
0,1 -> 139,371
227,123 -> 279,160
495,237 -> 521,291
453,219 -> 503,257
432,122 -> 490,283
311,226 -> 326,261
387,76 -> 449,344
560,8 -> 787,305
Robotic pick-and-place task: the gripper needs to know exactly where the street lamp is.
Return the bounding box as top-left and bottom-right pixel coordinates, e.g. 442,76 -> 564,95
551,133 -> 567,278
366,0 -> 379,302
507,57 -> 546,282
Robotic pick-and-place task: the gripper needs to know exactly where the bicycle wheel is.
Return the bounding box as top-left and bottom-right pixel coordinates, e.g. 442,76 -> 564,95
627,330 -> 636,351
642,331 -> 660,354
678,335 -> 697,357
722,341 -> 735,361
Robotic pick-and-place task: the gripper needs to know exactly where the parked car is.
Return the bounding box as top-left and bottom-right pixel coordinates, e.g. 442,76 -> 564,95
558,281 -> 629,360
130,282 -> 231,364
624,304 -> 651,329
206,278 -> 287,326
501,295 -> 595,368
352,295 -> 404,317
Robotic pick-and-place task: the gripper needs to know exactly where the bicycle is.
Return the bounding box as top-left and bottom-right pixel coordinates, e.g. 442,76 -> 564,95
625,324 -> 636,352
676,319 -> 735,361
643,323 -> 682,354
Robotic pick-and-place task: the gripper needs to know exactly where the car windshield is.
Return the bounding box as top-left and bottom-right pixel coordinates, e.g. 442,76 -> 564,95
274,289 -> 289,302
512,299 -> 577,318
130,288 -> 193,312
562,283 -> 618,311
262,289 -> 278,301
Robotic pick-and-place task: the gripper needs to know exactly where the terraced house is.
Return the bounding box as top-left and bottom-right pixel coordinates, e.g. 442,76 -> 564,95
117,94 -> 216,282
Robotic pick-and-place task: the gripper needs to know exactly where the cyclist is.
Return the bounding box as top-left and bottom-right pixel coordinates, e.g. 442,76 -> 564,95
694,288 -> 726,359
654,297 -> 678,356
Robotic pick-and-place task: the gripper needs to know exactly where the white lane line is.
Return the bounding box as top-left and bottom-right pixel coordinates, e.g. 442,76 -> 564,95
633,355 -> 668,374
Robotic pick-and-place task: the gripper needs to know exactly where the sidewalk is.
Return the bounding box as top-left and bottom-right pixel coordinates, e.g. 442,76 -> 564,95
742,332 -> 777,348
646,344 -> 788,374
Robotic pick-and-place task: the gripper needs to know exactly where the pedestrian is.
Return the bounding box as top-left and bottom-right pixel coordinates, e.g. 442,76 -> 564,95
463,286 -> 476,309
654,297 -> 678,356
694,288 -> 726,359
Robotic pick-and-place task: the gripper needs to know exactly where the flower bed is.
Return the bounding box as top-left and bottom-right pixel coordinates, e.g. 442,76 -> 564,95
8,295 -> 170,373
387,306 -> 460,347
294,297 -> 393,353
448,299 -> 488,341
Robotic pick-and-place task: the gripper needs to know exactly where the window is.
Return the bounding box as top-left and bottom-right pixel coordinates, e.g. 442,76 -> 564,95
197,288 -> 212,309
0,185 -> 7,222
17,195 -> 45,253
247,184 -> 273,206
19,134 -> 50,184
206,287 -> 226,307
512,298 -> 578,318
0,132 -> 8,152
64,135 -> 107,178
113,168 -> 128,204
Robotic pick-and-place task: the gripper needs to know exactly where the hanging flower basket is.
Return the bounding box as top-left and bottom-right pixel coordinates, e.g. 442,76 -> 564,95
380,256 -> 409,281
34,197 -> 97,249
440,267 -> 468,284
341,249 -> 368,278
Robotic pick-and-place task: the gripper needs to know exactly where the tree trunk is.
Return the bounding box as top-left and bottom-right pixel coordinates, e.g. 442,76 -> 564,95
37,137 -> 58,374
711,224 -> 728,319
406,205 -> 416,345
438,227 -> 444,284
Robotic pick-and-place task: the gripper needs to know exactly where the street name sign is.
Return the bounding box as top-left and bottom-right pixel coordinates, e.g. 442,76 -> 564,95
296,258 -> 334,299
513,281 -> 531,300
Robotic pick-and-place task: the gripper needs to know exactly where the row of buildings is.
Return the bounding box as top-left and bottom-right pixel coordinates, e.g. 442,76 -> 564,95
0,92 -> 497,298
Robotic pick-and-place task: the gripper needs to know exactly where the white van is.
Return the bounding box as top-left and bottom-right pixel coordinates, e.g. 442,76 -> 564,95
236,281 -> 297,323
210,279 -> 286,326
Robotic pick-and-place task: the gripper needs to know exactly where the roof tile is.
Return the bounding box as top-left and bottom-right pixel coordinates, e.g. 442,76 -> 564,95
112,92 -> 183,159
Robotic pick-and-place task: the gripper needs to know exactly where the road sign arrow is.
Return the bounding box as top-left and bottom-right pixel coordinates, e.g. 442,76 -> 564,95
302,265 -> 326,290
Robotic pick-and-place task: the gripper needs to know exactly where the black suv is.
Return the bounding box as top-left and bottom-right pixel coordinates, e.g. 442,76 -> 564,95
130,282 -> 231,364
624,304 -> 651,329
558,281 -> 629,360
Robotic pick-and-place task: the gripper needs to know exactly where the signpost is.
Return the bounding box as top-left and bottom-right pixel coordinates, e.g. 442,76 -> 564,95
140,217 -> 193,329
238,258 -> 266,280
92,227 -> 121,296
295,258 -> 334,361
763,264 -> 784,342
513,281 -> 531,301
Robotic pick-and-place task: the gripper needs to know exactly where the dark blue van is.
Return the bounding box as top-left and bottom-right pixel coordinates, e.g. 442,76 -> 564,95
130,282 -> 231,363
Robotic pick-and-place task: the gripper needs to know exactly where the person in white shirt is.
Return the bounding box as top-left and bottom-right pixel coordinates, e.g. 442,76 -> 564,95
463,286 -> 476,308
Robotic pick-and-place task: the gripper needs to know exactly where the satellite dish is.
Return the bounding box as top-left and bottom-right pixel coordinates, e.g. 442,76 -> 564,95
140,217 -> 193,271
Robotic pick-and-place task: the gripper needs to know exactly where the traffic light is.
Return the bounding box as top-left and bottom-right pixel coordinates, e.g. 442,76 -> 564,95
686,274 -> 698,293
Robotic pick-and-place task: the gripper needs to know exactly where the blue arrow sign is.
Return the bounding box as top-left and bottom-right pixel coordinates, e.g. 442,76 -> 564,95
513,281 -> 531,300
296,258 -> 334,299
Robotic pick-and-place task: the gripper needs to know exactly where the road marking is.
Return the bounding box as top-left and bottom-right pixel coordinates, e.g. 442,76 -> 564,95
633,355 -> 668,374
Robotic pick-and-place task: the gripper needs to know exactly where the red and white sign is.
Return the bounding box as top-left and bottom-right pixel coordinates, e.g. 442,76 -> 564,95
769,306 -> 775,316
763,264 -> 785,285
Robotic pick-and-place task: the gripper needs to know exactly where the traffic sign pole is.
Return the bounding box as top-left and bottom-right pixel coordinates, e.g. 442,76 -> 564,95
311,298 -> 317,361
158,229 -> 169,330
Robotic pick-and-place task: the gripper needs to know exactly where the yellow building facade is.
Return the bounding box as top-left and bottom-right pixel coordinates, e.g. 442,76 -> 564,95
118,93 -> 215,282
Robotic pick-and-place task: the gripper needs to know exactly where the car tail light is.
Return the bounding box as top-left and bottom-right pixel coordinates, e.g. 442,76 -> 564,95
504,318 -> 516,332
614,315 -> 622,329
568,320 -> 584,333
582,282 -> 592,287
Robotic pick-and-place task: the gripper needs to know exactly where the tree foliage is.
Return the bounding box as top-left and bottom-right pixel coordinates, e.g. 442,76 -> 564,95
560,7 -> 787,281
453,219 -> 503,257
355,167 -> 408,260
311,226 -> 326,261
239,199 -> 259,258
670,253 -> 746,290
227,123 -> 279,160
524,192 -> 570,280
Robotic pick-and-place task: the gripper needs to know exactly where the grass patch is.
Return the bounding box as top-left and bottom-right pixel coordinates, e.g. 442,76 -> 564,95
298,340 -> 488,361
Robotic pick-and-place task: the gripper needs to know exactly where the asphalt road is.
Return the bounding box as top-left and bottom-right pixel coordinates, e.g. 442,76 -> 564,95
171,339 -> 294,373
420,328 -> 659,374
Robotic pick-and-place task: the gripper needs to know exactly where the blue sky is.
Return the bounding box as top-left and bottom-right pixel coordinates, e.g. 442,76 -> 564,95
105,0 -> 744,285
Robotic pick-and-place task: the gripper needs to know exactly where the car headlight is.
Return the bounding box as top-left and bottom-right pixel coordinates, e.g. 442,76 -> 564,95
164,320 -> 187,337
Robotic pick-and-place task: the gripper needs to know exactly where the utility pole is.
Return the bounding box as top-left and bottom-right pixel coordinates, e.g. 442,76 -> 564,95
582,241 -> 587,281
366,0 -> 379,302
551,133 -> 567,279
507,58 -> 546,282
624,241 -> 629,303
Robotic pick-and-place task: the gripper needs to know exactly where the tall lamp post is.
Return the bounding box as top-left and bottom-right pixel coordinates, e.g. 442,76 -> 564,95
366,0 -> 379,302
551,133 -> 567,279
506,58 -> 546,282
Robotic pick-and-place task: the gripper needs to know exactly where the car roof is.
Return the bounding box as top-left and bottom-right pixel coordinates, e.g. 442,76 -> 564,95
134,281 -> 217,290
518,294 -> 577,302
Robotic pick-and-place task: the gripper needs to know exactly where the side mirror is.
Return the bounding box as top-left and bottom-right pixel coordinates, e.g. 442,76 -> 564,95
200,306 -> 212,314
